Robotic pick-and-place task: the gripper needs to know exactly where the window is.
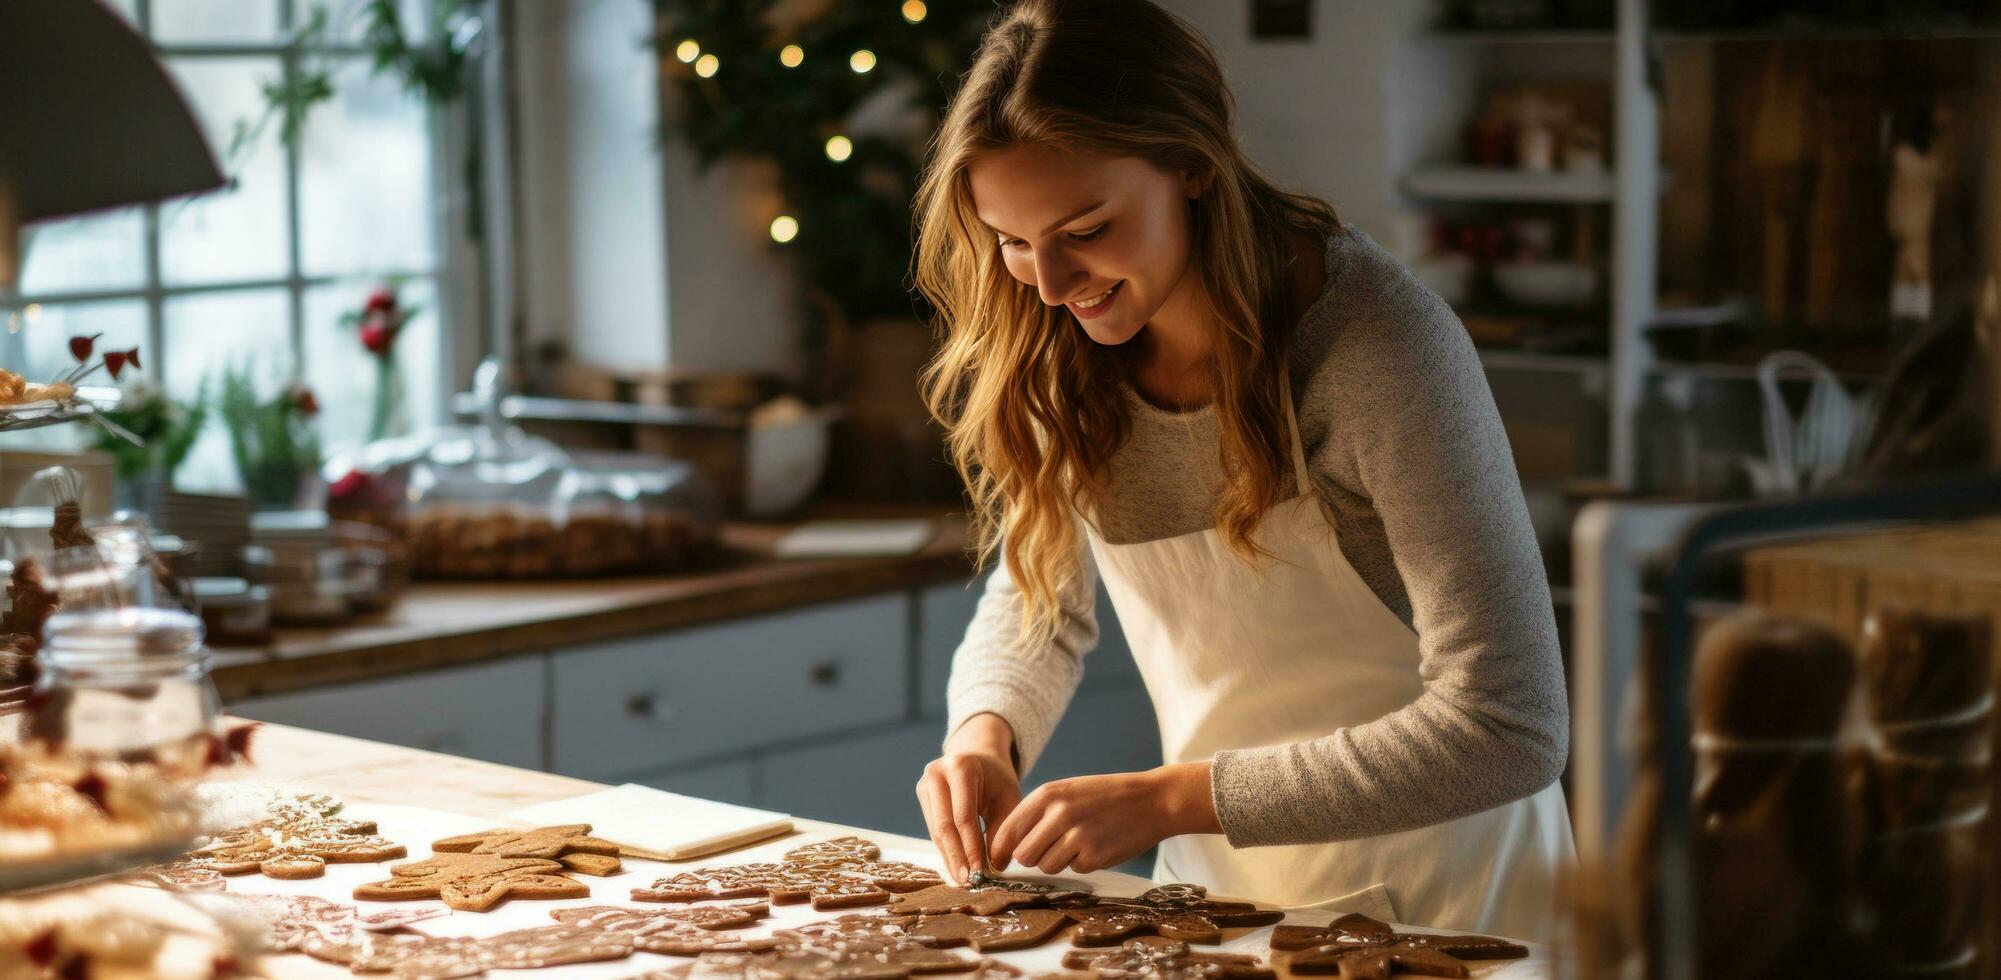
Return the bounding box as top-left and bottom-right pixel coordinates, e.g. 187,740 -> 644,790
1,0 -> 455,491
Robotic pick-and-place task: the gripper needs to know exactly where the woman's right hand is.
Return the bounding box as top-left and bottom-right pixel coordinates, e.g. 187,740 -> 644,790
916,712 -> 1022,884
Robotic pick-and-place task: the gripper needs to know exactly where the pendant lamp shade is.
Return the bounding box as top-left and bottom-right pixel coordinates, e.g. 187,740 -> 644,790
0,0 -> 226,287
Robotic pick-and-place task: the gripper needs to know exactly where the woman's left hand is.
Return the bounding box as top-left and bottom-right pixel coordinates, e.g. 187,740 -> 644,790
988,761 -> 1223,875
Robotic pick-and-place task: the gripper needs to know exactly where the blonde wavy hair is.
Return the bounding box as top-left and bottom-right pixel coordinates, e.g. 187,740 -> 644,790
915,0 -> 1340,639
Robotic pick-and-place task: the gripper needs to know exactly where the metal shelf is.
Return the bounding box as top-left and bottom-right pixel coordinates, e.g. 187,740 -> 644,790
1404,166 -> 1618,204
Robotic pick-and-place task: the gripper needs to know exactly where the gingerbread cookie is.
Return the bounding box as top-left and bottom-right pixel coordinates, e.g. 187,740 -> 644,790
887,876 -> 1091,917
432,823 -> 623,876
355,852 -> 589,912
171,815 -> 406,880
909,909 -> 1074,951
785,836 -> 882,866
633,836 -> 945,911
1062,937 -> 1275,980
209,894 -> 446,963
1063,884 -> 1282,946
1272,913 -> 1528,977
777,913 -> 980,973
551,903 -> 781,956
339,922 -> 634,977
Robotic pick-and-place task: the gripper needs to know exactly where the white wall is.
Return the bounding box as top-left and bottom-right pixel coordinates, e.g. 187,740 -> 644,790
512,0 -> 800,378
1153,1 -> 1424,250
514,1 -> 1419,378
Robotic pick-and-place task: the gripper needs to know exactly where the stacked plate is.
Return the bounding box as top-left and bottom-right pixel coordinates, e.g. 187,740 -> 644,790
152,491 -> 252,579
249,511 -> 405,625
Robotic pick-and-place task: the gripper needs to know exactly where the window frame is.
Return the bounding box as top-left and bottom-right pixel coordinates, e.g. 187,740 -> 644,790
1,0 -> 485,443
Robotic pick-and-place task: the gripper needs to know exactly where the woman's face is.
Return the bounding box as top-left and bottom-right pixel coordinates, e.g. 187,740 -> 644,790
967,144 -> 1203,346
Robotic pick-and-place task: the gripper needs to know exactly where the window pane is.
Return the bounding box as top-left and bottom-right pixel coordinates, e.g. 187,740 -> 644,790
103,0 -> 139,29
164,289 -> 293,493
301,277 -> 441,452
0,300 -> 149,389
151,0 -> 282,44
18,208 -> 146,296
160,57 -> 291,286
295,0 -> 430,45
300,60 -> 437,277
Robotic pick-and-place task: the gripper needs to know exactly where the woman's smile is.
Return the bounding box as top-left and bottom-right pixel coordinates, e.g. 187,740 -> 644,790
1068,280 -> 1124,319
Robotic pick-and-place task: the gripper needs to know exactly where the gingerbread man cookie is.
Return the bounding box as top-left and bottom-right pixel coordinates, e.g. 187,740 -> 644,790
354,852 -> 589,912
1063,937 -> 1275,980
551,903 -> 782,956
168,815 -> 406,880
1271,913 -> 1527,977
909,909 -> 1074,951
887,876 -> 1091,917
633,836 -> 946,911
339,922 -> 635,977
1063,884 -> 1282,946
432,823 -> 623,876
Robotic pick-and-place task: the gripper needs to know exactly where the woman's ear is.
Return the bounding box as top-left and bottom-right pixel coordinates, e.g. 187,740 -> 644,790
1182,166 -> 1214,200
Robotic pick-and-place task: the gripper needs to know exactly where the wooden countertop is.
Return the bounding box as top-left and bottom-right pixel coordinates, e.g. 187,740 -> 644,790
212,514 -> 972,701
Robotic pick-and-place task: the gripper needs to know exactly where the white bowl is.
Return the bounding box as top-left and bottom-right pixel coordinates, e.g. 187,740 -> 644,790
1411,253 -> 1475,306
1494,260 -> 1597,308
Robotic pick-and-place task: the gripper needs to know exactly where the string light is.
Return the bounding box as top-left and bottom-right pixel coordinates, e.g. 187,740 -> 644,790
770,215 -> 800,243
849,49 -> 876,73
902,1 -> 928,23
780,44 -> 804,68
695,53 -> 719,78
22,303 -> 42,324
824,135 -> 853,162
675,39 -> 700,63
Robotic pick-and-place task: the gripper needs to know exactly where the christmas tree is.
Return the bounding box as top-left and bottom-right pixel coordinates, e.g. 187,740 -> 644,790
654,0 -> 991,329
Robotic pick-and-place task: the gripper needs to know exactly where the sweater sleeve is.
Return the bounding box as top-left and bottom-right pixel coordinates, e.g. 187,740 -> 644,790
943,538 -> 1099,776
1207,272 -> 1569,845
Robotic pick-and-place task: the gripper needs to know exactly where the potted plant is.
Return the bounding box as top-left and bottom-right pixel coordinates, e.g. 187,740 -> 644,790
217,365 -> 323,510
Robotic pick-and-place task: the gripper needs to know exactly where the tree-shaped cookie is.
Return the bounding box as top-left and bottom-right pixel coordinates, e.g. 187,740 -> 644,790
550,903 -> 781,956
354,852 -> 589,912
431,823 -> 623,876
909,909 -> 1074,951
1063,937 -> 1276,980
1063,884 -> 1283,947
1271,913 -> 1528,977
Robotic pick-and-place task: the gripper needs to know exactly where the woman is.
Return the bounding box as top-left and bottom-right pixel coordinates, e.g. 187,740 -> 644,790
912,0 -> 1573,942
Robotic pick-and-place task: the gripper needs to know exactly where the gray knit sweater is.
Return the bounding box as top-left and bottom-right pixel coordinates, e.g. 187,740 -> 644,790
944,227 -> 1568,847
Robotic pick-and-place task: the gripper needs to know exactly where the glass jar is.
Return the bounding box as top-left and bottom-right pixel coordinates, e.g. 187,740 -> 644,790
20,527 -> 221,776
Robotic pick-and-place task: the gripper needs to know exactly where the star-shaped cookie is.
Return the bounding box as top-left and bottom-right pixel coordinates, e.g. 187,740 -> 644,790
354,852 -> 590,912
431,823 -> 623,876
1064,884 -> 1283,946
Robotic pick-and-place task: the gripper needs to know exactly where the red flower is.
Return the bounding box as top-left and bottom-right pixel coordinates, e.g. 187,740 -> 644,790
103,346 -> 142,380
364,286 -> 398,314
328,469 -> 371,502
359,316 -> 396,356
68,333 -> 102,363
293,388 -> 320,417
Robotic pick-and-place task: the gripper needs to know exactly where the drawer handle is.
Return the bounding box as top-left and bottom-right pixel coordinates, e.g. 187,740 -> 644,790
626,692 -> 669,720
808,661 -> 841,687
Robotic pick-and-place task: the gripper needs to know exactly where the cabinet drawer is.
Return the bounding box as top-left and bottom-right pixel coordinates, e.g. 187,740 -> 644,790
759,722 -> 939,840
229,658 -> 546,770
918,576 -> 1138,718
631,758 -> 757,807
549,594 -> 910,778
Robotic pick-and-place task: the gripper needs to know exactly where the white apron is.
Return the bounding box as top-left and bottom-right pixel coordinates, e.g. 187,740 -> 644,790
1083,385 -> 1574,943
